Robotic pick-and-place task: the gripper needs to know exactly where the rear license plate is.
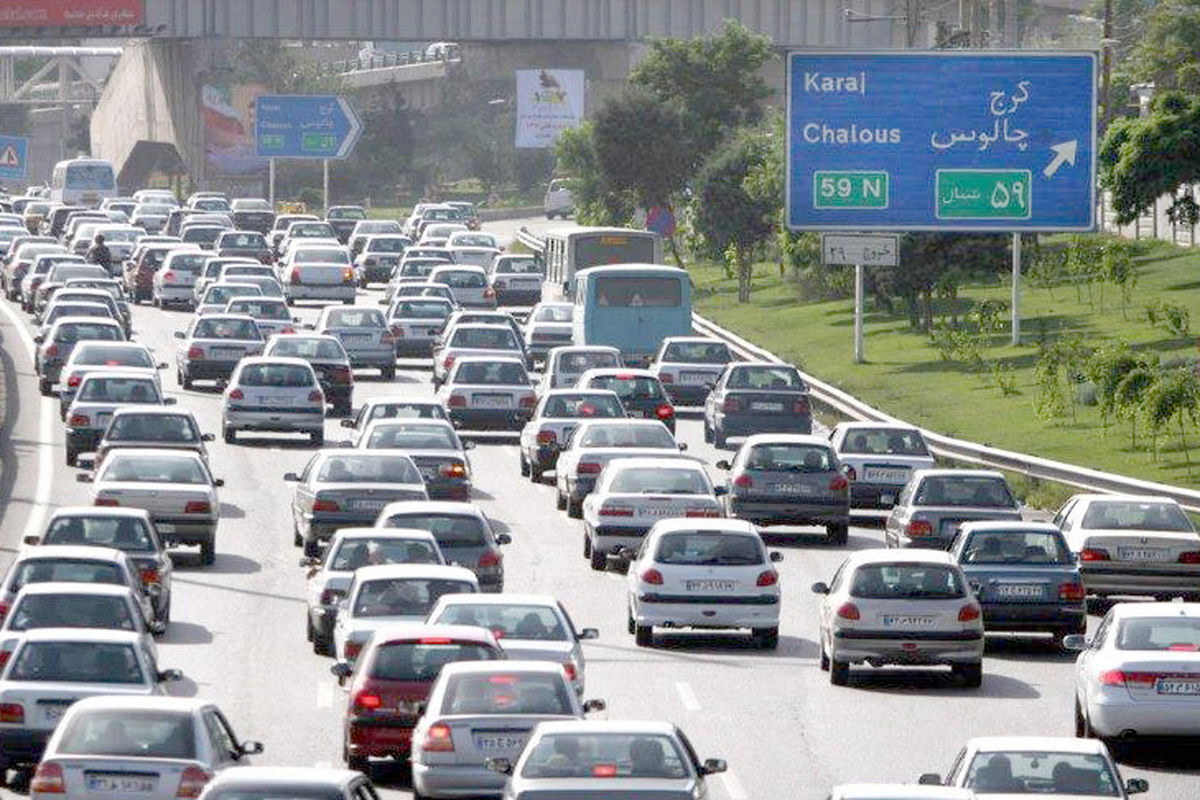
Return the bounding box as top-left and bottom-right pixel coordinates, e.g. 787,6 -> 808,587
40,702 -> 72,723
85,774 -> 157,793
684,579 -> 736,591
994,583 -> 1045,598
642,506 -> 679,518
514,279 -> 539,289
862,467 -> 909,483
751,401 -> 783,412
351,499 -> 387,512
156,523 -> 176,533
258,396 -> 289,405
211,348 -> 240,360
881,615 -> 936,627
474,395 -> 512,408
1118,547 -> 1170,561
773,484 -> 814,495
1156,679 -> 1200,695
680,372 -> 712,385
474,734 -> 526,752
341,333 -> 371,343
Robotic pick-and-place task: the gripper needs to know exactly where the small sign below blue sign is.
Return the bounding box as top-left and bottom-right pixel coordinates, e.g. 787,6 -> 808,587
254,95 -> 363,160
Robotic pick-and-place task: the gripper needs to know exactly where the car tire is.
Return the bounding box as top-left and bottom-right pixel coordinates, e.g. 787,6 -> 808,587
627,606 -> 636,635
333,399 -> 352,418
567,496 -> 583,519
826,523 -> 849,546
311,430 -> 325,447
530,462 -> 544,483
589,543 -> 606,571
344,748 -> 368,774
713,427 -> 726,449
223,426 -> 236,445
703,419 -> 713,443
556,488 -> 567,511
181,369 -> 193,390
65,448 -> 77,467
293,524 -> 303,547
1075,699 -> 1093,738
200,539 -> 216,566
819,639 -> 831,671
634,623 -> 653,647
381,365 -> 396,381
830,658 -> 850,686
583,534 -> 591,558
306,616 -> 315,642
753,627 -> 779,649
38,377 -> 51,396
519,453 -> 530,477
304,538 -> 321,559
954,661 -> 983,688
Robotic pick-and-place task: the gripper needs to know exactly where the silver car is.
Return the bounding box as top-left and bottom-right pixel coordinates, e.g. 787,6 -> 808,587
221,356 -> 325,445
314,305 -> 396,379
884,469 -> 1022,550
96,407 -> 213,466
386,296 -> 455,358
830,422 -> 937,510
358,419 -> 475,501
537,346 -> 621,394
429,265 -> 495,309
340,395 -> 449,446
224,296 -> 297,339
437,357 -> 537,432
523,303 -> 575,365
174,314 -> 265,388
153,247 -> 208,309
194,281 -> 264,316
35,317 -> 126,396
433,324 -> 527,387
375,501 -> 511,592
58,343 -> 164,418
65,370 -> 172,467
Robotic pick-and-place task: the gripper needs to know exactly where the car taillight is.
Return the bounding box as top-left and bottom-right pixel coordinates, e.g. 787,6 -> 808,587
478,550 -> 502,569
723,398 -> 740,413
655,404 -> 674,419
659,373 -> 674,383
1059,582 -> 1086,601
844,466 -> 857,481
95,498 -> 120,506
68,413 -> 89,427
836,602 -> 861,620
641,568 -> 663,585
140,568 -> 161,586
958,603 -> 981,622
599,506 -> 634,517
313,499 -> 340,512
439,462 -> 467,478
354,691 -> 382,711
228,388 -> 244,400
756,570 -> 778,586
685,508 -> 720,517
66,373 -> 81,387
162,271 -> 175,283
1080,548 -> 1110,561
390,325 -> 405,338
447,394 -> 466,408
733,474 -> 753,488
423,722 -> 455,752
1099,670 -> 1156,687
0,703 -> 23,724
905,520 -> 933,538
319,589 -> 344,605
578,462 -> 602,475
30,761 -> 62,794
342,267 -> 355,283
483,287 -> 495,298
290,267 -> 301,283
187,346 -> 204,359
330,366 -> 351,383
1178,551 -> 1200,564
345,640 -> 363,661
280,326 -> 296,334
443,354 -> 456,369
184,501 -> 211,514
45,344 -> 59,358
829,475 -> 849,491
307,390 -> 323,403
562,662 -> 578,681
175,766 -> 210,799
520,395 -> 536,408
536,431 -> 556,445
794,398 -> 810,414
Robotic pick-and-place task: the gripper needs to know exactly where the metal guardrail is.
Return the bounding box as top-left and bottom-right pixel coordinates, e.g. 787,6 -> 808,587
326,50 -> 460,74
515,226 -> 1200,512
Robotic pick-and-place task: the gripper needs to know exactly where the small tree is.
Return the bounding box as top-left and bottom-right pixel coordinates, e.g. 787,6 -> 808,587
1142,368 -> 1200,471
1115,365 -> 1157,448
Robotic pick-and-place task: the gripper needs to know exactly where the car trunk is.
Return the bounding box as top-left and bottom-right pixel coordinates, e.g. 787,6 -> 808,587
656,561 -> 766,600
740,467 -> 842,504
426,714 -> 569,767
455,384 -> 533,410
494,273 -> 542,293
598,492 -> 721,525
847,596 -> 971,636
326,326 -> 387,352
961,566 -> 1070,605
923,507 -> 1024,542
96,483 -> 211,516
517,783 -> 692,800
295,264 -> 348,285
233,211 -> 275,233
1107,651 -> 1200,702
723,389 -> 808,417
58,756 -> 203,800
1080,531 -> 1200,565
840,454 -> 934,487
191,337 -> 259,362
314,483 -> 427,517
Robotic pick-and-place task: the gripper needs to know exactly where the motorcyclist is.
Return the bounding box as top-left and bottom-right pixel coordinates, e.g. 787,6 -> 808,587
86,233 -> 113,274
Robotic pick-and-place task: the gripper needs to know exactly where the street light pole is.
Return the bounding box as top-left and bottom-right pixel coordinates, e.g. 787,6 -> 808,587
1102,0 -> 1113,130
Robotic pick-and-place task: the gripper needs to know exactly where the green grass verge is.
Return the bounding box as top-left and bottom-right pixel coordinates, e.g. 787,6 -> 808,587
691,238 -> 1200,491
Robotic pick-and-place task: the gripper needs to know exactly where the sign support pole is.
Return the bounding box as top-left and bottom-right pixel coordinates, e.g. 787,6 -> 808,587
854,264 -> 865,364
323,159 -> 330,213
1011,232 -> 1022,346
268,158 -> 276,208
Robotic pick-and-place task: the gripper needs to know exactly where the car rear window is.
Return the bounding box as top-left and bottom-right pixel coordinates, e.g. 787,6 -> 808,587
238,363 -> 315,387
401,259 -> 446,277
48,305 -> 109,322
442,672 -> 572,715
77,377 -> 159,403
434,604 -> 567,641
587,375 -> 665,401
654,532 -> 763,566
608,467 -> 708,495
44,515 -> 156,552
204,285 -> 262,305
316,455 -> 420,484
269,337 -> 347,361
107,414 -> 196,444
229,300 -> 289,319
58,710 -> 195,758
558,351 -> 620,373
914,476 -> 1015,508
452,235 -> 495,248
521,733 -> 688,779
55,323 -> 122,342
1080,500 -> 1194,533
330,538 -> 440,570
353,578 -> 477,618
367,403 -> 447,421
542,395 -> 624,418
12,559 -> 124,590
849,563 -> 966,599
840,428 -> 929,456
451,327 -> 519,350
437,270 -> 485,288
726,366 -> 805,390
1115,617 -> 1200,651
662,341 -> 732,364
166,253 -> 207,272
100,455 -> 208,485
961,531 -> 1071,564
578,424 -> 674,449
965,752 -> 1118,797
222,266 -> 271,278
193,318 -> 261,340
9,594 -> 136,632
365,425 -> 458,450
295,248 -> 350,264
367,238 -> 408,253
452,361 -> 527,385
328,208 -> 366,220
220,233 -> 266,248
744,444 -> 835,472
326,308 -> 384,328
533,305 -> 573,324
394,301 -> 451,319
8,642 -> 144,684
383,514 -> 489,547
368,640 -> 498,681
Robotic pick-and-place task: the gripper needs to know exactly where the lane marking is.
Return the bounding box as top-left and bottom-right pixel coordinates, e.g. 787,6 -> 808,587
316,680 -> 334,709
720,769 -> 749,800
0,299 -> 53,541
674,681 -> 701,711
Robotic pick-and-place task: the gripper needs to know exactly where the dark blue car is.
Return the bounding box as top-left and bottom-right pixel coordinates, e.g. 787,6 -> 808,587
950,521 -> 1086,647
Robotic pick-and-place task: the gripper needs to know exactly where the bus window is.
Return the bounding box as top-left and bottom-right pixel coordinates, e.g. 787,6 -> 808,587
575,234 -> 657,269
594,276 -> 681,308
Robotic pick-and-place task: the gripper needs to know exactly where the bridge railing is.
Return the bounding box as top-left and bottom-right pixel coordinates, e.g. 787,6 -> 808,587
326,49 -> 461,75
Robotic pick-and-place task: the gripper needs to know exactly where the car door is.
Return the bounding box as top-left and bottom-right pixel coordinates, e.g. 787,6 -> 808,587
1079,611 -> 1113,703
292,454 -> 320,533
202,708 -> 242,772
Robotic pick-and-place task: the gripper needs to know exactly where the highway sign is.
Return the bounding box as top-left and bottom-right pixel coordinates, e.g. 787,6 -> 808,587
822,233 -> 899,266
786,52 -> 1097,232
254,95 -> 363,160
0,134 -> 29,182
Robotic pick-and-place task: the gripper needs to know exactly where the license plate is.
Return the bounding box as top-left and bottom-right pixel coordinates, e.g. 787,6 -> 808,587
474,734 -> 526,752
86,775 -> 157,793
680,371 -> 712,385
994,583 -> 1045,598
863,467 -> 909,483
211,348 -> 240,360
41,702 -> 72,723
1156,679 -> 1200,695
685,579 -> 736,591
351,499 -> 386,511
1118,547 -> 1170,561
341,333 -> 371,342
751,401 -> 783,412
642,506 -> 679,518
514,279 -> 539,289
773,484 -> 814,495
156,523 -> 176,533
258,396 -> 289,405
474,395 -> 512,408
881,615 -> 936,627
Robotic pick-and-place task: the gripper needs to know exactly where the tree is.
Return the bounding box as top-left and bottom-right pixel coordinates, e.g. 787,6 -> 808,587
1121,0 -> 1200,93
554,123 -> 636,226
1101,91 -> 1200,225
874,234 -> 1010,331
1143,368 -> 1200,470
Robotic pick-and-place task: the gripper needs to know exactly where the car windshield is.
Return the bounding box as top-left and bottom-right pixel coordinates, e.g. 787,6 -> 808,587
542,395 -> 624,418
559,352 -> 620,374
44,515 -> 156,552
744,444 -> 835,472
368,238 -> 408,253
654,532 -> 763,566
269,338 -> 347,361
533,305 -> 573,323
368,640 -> 497,681
453,361 -> 527,386
316,455 -> 420,484
395,301 -> 451,320
662,342 -> 732,364
840,427 -> 930,456
436,270 -> 485,288
353,578 -> 476,618
521,732 -> 689,779
578,425 -> 674,449
435,604 -> 567,641
8,642 -> 144,684
366,424 -> 458,450
588,375 -> 664,401
366,403 -> 446,421
193,318 -> 261,340
965,751 -> 1119,796
238,363 -> 314,387
961,531 -> 1071,564
295,248 -> 350,264
608,467 -> 708,495
54,323 -> 122,342
9,594 -> 136,632
12,559 -> 124,590
1080,500 -> 1195,532
330,538 -> 440,570
914,476 -> 1015,508
382,514 -> 488,547
326,309 -> 384,328
850,563 -> 966,599
441,672 -> 572,715
100,455 -> 208,485
228,300 -> 289,319
77,377 -> 159,403
727,366 -> 805,390
58,710 -> 195,758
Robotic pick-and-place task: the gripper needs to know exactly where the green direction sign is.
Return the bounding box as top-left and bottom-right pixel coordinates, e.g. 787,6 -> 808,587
936,169 -> 1031,220
302,132 -> 338,152
813,170 -> 889,210
259,134 -> 285,149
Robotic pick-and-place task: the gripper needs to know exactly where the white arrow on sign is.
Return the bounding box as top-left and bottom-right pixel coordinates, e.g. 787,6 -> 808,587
1042,140 -> 1078,179
335,97 -> 364,159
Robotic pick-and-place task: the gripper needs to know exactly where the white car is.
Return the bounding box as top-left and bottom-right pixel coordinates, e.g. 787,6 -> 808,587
357,419 -> 474,501
193,281 -> 264,317
332,564 -> 479,663
829,422 -> 937,510
448,245 -> 500,270
544,178 -> 573,219
339,395 -> 449,447
64,370 -> 171,467
31,696 -> 262,800
0,545 -> 150,630
831,787 -> 975,800
523,302 -> 574,365
1067,601 -> 1200,741
224,296 -> 297,338
58,341 -> 162,418
518,389 -> 626,483
152,247 -> 207,309
221,357 -> 325,446
432,323 -> 527,386
537,346 -> 622,393
623,518 -> 781,649
446,231 -> 498,250
437,356 -> 537,432
386,296 -> 454,358
428,265 -> 494,309
813,549 -> 985,687
282,248 -> 356,304
353,234 -> 410,286
0,583 -> 159,651
426,594 -> 599,694
582,457 -> 721,571
174,313 -> 265,389
193,256 -> 261,302
648,336 -> 734,407
313,305 -> 396,379
1052,494 -> 1200,601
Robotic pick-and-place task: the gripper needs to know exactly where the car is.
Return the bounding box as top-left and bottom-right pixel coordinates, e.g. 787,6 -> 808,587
123,243 -> 194,303
648,337 -> 734,406
1066,602 -> 1200,742
36,288 -> 122,335
389,281 -> 457,307
4,240 -> 63,301
30,506 -> 174,625
391,254 -> 451,288
277,221 -> 339,258
487,253 -> 544,307
433,324 -> 528,387
0,584 -> 158,651
486,720 -> 726,800
278,238 -> 348,270
426,595 -> 599,693
446,231 -> 497,250
554,419 -> 688,518
716,434 -> 851,544
64,370 -> 172,466
31,696 -> 262,800
1052,493 -> 1200,601
375,501 -> 510,591
829,786 -> 977,800
37,301 -> 119,341
703,361 -> 813,447
35,317 -> 126,396
262,333 -> 355,417
221,356 -> 326,445
303,528 -> 445,655
583,458 -> 722,571
30,258 -> 104,312
153,248 -> 210,309
386,296 -> 455,357
350,220 -> 406,259
419,223 -> 469,247
438,309 -> 524,347
919,736 -> 1148,798
951,521 -> 1086,646
281,252 -> 356,305
829,422 -> 937,510
523,303 -> 574,365
332,565 -> 481,663
326,205 -> 368,243
813,549 -> 985,686
285,450 -> 429,557
884,469 -> 1023,550
537,346 -> 621,395
448,245 -> 500,271
0,630 -> 183,774
354,234 -> 412,286
576,368 -> 675,433
428,265 -> 495,309
80,448 -> 224,566
96,408 -> 212,467
620,518 -> 782,648
200,766 -> 378,800
519,389 -> 626,483
358,419 -> 474,500
224,296 -> 297,339
194,281 -> 265,316
340,396 -> 449,446
230,197 -> 276,233
411,662 -> 604,800
216,230 -> 273,263
437,357 -> 537,431
193,256 -> 262,302
268,213 -> 319,253
543,179 -> 574,219
59,280 -> 132,333
0,545 -> 150,631
174,314 -> 265,388
313,306 -> 397,380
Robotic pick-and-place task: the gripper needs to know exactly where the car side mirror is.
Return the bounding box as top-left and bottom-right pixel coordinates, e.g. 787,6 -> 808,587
714,486 -> 728,497
33,334 -> 44,344
1061,634 -> 1090,652
299,556 -> 320,568
156,362 -> 168,369
283,472 -> 300,482
240,740 -> 264,756
339,418 -> 355,428
22,535 -> 40,546
579,627 -> 599,640
811,581 -> 830,595
582,698 -> 606,713
158,668 -> 183,682
463,441 -> 476,450
769,551 -> 783,563
496,533 -> 512,545
918,774 -> 942,786
485,757 -> 513,775
677,442 -> 687,451
173,331 -> 185,339
1125,779 -> 1149,795
330,662 -> 352,680
700,759 -> 727,776
715,460 -> 731,470
163,397 -> 177,405
212,478 -> 225,488
76,473 -> 93,483
201,433 -> 215,442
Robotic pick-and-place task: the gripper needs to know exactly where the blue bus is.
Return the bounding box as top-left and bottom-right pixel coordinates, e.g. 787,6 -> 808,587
573,265 -> 691,366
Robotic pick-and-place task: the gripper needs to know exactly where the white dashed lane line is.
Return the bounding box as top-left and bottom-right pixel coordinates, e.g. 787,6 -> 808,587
674,681 -> 701,711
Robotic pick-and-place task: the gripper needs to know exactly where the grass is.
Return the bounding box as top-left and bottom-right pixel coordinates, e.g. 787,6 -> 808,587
691,238 -> 1200,492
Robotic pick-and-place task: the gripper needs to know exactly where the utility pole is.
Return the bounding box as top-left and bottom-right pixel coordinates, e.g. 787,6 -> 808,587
1102,0 -> 1113,130
905,0 -> 920,47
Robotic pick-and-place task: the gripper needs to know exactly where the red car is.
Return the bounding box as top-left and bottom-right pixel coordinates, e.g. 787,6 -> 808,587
334,624 -> 503,771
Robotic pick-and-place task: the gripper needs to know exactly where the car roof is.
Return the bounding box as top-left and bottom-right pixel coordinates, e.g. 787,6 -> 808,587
533,719 -> 677,735
101,447 -> 205,460
431,264 -> 486,274
549,345 -> 619,355
379,500 -> 486,517
329,527 -> 436,543
956,521 -> 1060,534
363,395 -> 440,407
18,627 -> 142,644
835,421 -> 923,432
452,356 -> 525,366
662,336 -> 725,345
605,457 -> 705,471
1106,601 -> 1200,619
966,736 -> 1107,755
49,316 -> 122,329
70,695 -> 209,712
649,518 -> 759,536
77,370 -> 157,383
576,418 -> 670,429
110,407 -> 194,419
206,766 -> 362,789
436,594 -> 560,608
742,434 -> 831,447
911,469 -> 1007,481
353,564 -> 478,582
370,623 -> 495,644
1066,493 -> 1180,506
726,360 -> 796,370
543,389 -> 621,398
15,583 -> 135,598
849,548 -> 956,567
439,660 -> 567,678
581,368 -> 655,378
48,505 -> 151,520
362,418 -> 454,430
235,356 -> 313,369
16,545 -> 126,562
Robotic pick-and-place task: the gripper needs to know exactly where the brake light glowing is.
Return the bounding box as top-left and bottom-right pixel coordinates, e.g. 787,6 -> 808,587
483,287 -> 495,298
1178,551 -> 1200,564
757,570 -> 778,586
419,637 -> 453,644
342,267 -> 354,283
29,761 -> 62,794
95,498 -> 120,506
139,568 -> 161,586
1098,670 -> 1157,687
345,640 -> 363,661
958,604 -> 981,622
599,506 -> 634,517
0,703 -> 23,724
723,398 -> 740,413
536,431 -> 556,445
520,395 -> 537,408
68,414 -> 90,427
905,520 -> 933,538
578,462 -> 602,475
641,568 -> 664,585
67,374 -> 81,387
562,662 -> 578,681
447,394 -> 466,408
836,602 -> 861,620
313,499 -> 340,512
175,766 -> 211,798
162,271 -> 175,283
228,388 -> 244,400
187,346 -> 204,359
354,692 -> 382,710
423,723 -> 455,751
184,501 -> 211,514
443,354 -> 456,369
655,404 -> 674,419
829,475 -> 849,491
733,474 -> 753,488
1080,548 -> 1111,561
478,550 -> 502,569
593,764 -> 618,777
440,462 -> 467,478
290,267 -> 301,283
307,390 -> 323,403
1058,582 -> 1086,601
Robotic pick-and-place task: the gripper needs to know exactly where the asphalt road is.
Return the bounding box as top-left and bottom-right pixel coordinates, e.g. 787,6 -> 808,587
0,215 -> 1196,799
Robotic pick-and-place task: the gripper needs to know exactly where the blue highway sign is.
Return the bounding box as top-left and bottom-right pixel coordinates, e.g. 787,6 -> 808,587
0,134 -> 30,182
786,52 -> 1097,232
255,95 -> 363,160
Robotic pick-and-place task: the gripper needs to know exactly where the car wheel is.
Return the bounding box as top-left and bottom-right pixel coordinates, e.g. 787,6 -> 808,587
530,462 -> 544,483
713,427 -> 726,449
304,538 -> 321,559
310,430 -> 325,447
181,369 -> 194,390
223,426 -> 236,445
953,661 -> 983,688
344,748 -> 368,774
38,378 -> 52,396
627,605 -> 636,635
583,534 -> 591,558
826,523 -> 849,546
556,488 -> 567,511
1075,699 -> 1093,738
634,623 -> 652,647
1185,592 -> 1200,603
819,638 -> 830,671
830,658 -> 850,686
65,448 -> 77,467
306,616 -> 315,642
519,453 -> 530,477
381,365 -> 396,381
200,539 -> 216,566
293,524 -> 303,547
703,419 -> 713,443
589,542 -> 606,571
567,496 -> 583,519
753,627 -> 779,649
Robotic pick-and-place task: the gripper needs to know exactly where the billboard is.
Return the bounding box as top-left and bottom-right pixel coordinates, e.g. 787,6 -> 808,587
0,0 -> 143,27
515,69 -> 585,149
203,84 -> 268,178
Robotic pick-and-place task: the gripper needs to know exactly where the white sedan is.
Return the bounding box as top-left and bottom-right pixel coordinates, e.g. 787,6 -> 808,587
1068,601 -> 1200,741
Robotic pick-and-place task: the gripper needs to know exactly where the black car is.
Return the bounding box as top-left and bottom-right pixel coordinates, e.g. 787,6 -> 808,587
326,205 -> 368,243
576,368 -> 676,434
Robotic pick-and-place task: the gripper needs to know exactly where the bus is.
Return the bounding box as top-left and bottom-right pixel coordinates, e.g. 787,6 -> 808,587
543,226 -> 664,297
573,265 -> 692,366
50,158 -> 118,207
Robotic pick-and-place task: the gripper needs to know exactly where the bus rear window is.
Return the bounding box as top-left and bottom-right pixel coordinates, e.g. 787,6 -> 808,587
593,277 -> 681,308
575,236 -> 656,268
